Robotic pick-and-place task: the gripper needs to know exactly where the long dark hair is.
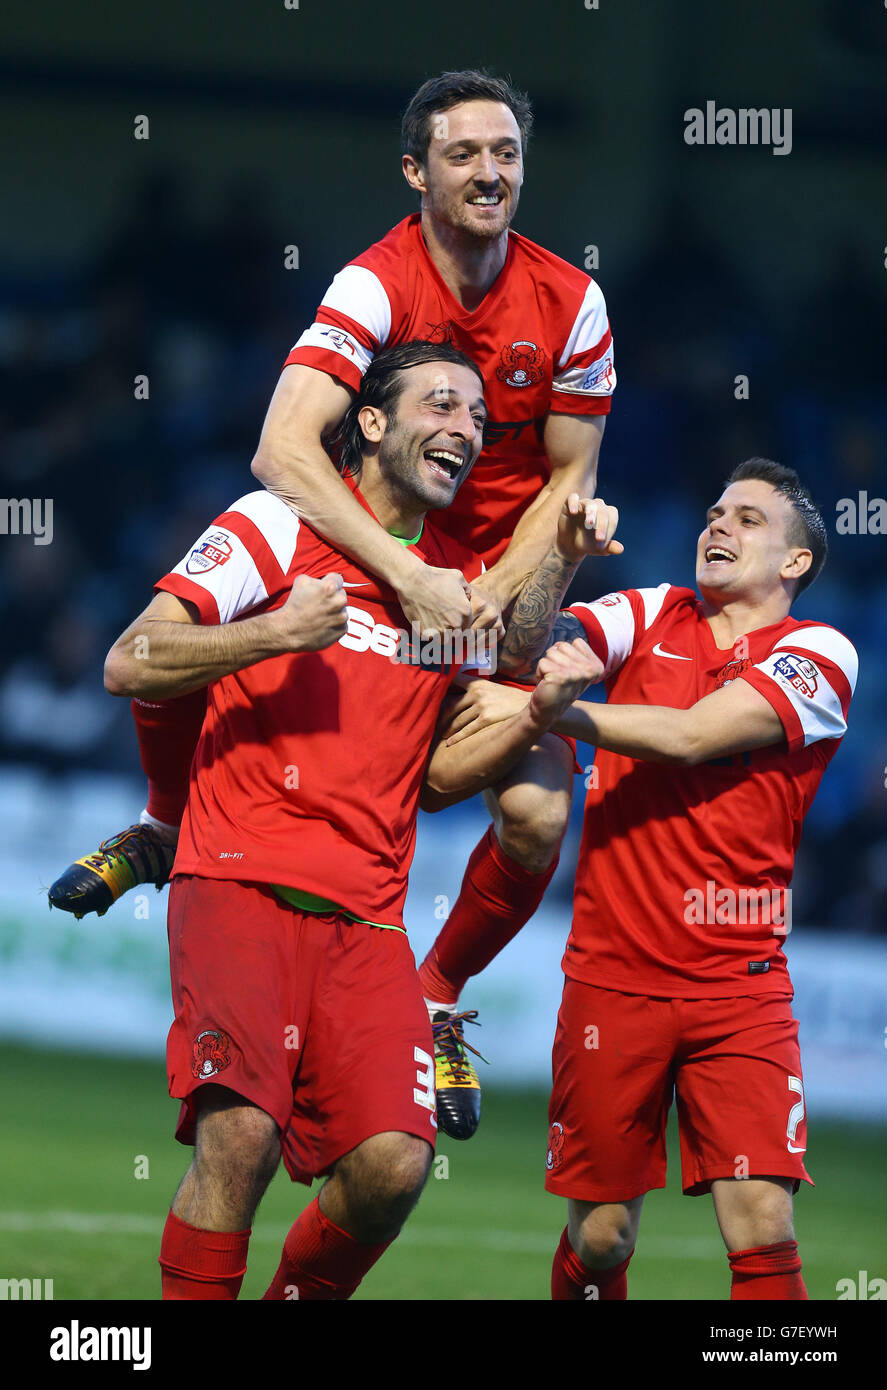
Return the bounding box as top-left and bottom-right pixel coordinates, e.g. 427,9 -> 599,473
328,339 -> 484,477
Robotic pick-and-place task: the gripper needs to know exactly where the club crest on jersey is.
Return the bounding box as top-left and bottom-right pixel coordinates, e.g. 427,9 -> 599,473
192,1028 -> 231,1079
774,653 -> 819,698
546,1120 -> 565,1171
186,532 -> 232,575
715,657 -> 751,688
497,339 -> 546,388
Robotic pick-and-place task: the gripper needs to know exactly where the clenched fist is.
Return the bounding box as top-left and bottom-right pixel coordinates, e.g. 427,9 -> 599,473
529,638 -> 605,725
277,572 -> 349,652
397,564 -> 473,638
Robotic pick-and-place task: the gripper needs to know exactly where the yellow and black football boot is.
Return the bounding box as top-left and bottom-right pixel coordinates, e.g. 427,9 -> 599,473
431,1009 -> 486,1140
48,823 -> 176,919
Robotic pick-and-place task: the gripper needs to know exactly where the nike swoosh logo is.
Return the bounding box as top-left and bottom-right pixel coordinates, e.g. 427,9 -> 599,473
342,582 -> 370,588
787,1143 -> 806,1154
652,642 -> 691,661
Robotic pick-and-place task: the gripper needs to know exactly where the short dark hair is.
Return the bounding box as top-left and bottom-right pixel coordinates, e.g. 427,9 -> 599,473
726,457 -> 828,599
401,69 -> 533,165
329,339 -> 484,478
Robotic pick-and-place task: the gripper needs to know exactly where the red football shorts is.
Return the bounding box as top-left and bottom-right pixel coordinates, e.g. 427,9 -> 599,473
545,979 -> 812,1202
166,875 -> 437,1185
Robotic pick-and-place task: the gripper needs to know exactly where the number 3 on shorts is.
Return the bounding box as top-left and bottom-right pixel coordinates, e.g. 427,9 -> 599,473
786,1074 -> 806,1153
413,1046 -> 435,1111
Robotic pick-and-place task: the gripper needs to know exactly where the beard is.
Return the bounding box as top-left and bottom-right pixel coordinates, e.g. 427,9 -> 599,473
379,430 -> 458,514
428,186 -> 519,241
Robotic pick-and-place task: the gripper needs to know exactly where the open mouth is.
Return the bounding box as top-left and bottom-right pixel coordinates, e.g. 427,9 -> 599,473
467,193 -> 504,207
704,545 -> 737,566
424,448 -> 465,482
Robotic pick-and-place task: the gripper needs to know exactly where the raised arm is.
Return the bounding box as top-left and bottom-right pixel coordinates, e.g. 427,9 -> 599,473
250,364 -> 476,635
498,491 -> 621,676
474,413 -> 606,613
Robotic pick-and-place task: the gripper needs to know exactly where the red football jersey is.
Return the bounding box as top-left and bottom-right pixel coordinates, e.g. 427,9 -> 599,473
285,214 -> 615,564
564,584 -> 858,998
155,485 -> 484,929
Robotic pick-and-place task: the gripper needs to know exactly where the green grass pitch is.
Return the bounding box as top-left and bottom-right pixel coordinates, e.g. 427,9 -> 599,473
1,1044 -> 884,1301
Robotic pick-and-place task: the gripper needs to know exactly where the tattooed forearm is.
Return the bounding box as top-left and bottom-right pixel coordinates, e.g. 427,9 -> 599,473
499,545 -> 580,676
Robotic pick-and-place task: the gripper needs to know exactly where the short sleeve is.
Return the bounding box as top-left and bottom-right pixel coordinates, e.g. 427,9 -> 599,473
568,584 -> 672,675
739,625 -> 858,753
550,280 -> 615,416
283,265 -> 392,391
155,492 -> 301,625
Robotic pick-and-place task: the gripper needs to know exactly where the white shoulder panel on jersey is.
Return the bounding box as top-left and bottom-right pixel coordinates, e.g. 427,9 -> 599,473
570,584 -> 672,676
570,592 -> 631,674
169,524 -> 270,626
556,280 -> 608,369
754,647 -> 849,746
322,265 -> 393,343
773,625 -> 859,696
638,583 -> 673,631
226,491 -> 301,577
552,281 -> 615,399
288,266 -> 392,377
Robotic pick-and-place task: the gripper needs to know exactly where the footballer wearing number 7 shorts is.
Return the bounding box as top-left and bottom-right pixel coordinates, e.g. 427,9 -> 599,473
448,458 -> 857,1300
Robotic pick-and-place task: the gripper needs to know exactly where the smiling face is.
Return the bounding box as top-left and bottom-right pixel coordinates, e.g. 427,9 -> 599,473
403,99 -> 524,240
696,479 -> 813,607
361,360 -> 486,515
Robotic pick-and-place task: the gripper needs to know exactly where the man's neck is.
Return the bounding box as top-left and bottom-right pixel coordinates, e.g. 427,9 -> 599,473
356,472 -> 424,542
420,210 -> 509,312
700,592 -> 792,649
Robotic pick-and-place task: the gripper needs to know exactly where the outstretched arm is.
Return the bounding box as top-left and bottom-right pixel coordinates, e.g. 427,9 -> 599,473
543,640 -> 785,762
443,636 -> 784,763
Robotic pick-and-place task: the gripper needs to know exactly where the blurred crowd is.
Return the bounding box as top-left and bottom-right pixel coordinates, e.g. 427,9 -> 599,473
1,171 -> 885,932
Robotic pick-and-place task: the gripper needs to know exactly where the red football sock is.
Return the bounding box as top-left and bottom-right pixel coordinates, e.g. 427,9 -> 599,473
159,1210 -> 250,1300
551,1227 -> 633,1300
728,1240 -> 808,1300
131,690 -> 207,827
262,1198 -> 391,1301
417,826 -> 559,1004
